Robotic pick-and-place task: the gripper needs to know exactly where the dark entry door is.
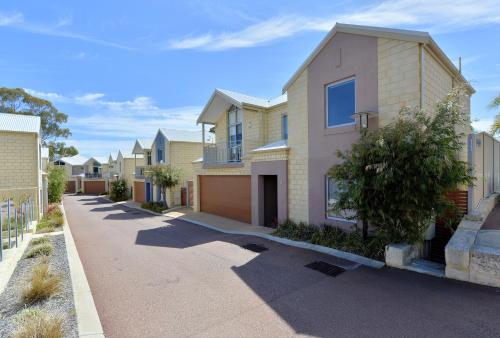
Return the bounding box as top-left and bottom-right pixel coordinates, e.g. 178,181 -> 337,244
263,175 -> 278,227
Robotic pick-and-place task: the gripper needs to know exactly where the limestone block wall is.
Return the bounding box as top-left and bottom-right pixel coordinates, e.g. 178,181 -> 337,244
264,103 -> 288,144
286,69 -> 309,223
377,38 -> 420,126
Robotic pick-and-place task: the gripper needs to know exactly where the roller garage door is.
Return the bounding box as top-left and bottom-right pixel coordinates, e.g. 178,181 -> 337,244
199,175 -> 251,223
65,180 -> 76,193
134,181 -> 145,203
84,180 -> 106,195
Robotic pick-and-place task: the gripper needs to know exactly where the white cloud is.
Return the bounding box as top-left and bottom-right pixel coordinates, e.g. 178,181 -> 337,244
0,11 -> 132,50
24,88 -> 202,156
168,0 -> 500,51
472,117 -> 495,133
0,11 -> 23,26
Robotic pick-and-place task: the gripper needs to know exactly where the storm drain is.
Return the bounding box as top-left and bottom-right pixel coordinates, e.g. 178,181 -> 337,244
241,243 -> 268,253
305,261 -> 345,277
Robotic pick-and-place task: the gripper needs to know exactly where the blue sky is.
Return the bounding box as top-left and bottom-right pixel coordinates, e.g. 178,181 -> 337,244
0,0 -> 499,157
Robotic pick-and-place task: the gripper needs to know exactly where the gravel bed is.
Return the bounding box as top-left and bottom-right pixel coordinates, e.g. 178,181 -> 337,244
0,234 -> 78,337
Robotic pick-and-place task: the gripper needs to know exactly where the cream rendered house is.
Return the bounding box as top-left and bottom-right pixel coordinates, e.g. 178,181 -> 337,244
0,113 -> 44,218
193,23 -> 473,229
132,129 -> 202,207
116,150 -> 144,198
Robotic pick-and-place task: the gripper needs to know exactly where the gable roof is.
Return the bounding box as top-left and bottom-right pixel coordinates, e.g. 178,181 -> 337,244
282,23 -> 474,93
57,155 -> 88,166
132,138 -> 154,154
0,113 -> 41,134
197,89 -> 287,124
157,128 -> 202,143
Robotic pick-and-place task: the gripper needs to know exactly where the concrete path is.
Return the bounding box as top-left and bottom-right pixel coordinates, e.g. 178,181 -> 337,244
63,195 -> 500,338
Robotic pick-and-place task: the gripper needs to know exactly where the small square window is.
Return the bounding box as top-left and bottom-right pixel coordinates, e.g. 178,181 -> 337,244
326,79 -> 356,128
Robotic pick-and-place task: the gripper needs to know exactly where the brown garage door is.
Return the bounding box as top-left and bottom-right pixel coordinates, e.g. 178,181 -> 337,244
134,181 -> 145,203
84,180 -> 106,195
65,180 -> 76,193
199,175 -> 251,223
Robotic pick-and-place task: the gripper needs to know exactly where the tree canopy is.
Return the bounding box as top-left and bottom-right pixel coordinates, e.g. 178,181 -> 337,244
490,93 -> 500,135
329,88 -> 475,244
0,87 -> 77,159
145,164 -> 181,209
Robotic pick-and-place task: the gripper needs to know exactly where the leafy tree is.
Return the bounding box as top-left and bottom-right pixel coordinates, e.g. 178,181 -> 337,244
329,88 -> 475,244
47,165 -> 66,203
145,164 -> 180,209
0,87 -> 77,159
48,141 -> 78,160
489,93 -> 500,135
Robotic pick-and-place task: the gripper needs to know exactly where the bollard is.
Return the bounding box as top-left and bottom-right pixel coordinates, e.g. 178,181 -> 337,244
7,198 -> 11,249
0,202 -> 3,261
15,205 -> 18,248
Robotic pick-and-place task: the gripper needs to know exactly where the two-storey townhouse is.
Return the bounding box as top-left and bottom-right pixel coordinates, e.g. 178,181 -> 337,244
53,154 -> 87,193
0,113 -> 44,218
116,150 -> 144,198
134,129 -> 202,207
193,23 -> 474,230
131,139 -> 153,203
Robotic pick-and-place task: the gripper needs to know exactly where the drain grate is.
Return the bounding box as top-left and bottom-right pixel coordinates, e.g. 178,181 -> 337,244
241,243 -> 268,253
305,261 -> 345,277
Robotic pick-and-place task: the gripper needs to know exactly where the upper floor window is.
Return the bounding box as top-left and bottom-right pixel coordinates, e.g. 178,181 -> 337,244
326,78 -> 356,128
228,106 -> 242,162
146,151 -> 152,165
156,136 -> 165,163
282,115 -> 288,140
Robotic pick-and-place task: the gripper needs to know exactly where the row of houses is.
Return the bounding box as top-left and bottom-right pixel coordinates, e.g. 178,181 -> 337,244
61,23 -> 498,228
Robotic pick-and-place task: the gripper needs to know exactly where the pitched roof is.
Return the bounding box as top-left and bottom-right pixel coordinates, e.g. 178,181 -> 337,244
158,129 -> 202,143
137,139 -> 153,149
197,89 -> 287,124
282,23 -> 474,93
0,113 -> 41,134
58,155 -> 88,166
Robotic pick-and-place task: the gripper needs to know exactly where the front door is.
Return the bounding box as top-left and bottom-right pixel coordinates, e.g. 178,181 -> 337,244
145,182 -> 151,202
263,175 -> 278,227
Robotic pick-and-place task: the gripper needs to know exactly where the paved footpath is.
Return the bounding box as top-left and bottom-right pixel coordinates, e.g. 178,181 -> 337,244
63,194 -> 500,338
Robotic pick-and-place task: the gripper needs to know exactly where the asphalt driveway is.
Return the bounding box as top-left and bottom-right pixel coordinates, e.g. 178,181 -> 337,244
63,194 -> 500,338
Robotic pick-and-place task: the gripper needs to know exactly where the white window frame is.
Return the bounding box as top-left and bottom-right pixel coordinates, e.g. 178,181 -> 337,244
325,77 -> 356,129
325,176 -> 357,223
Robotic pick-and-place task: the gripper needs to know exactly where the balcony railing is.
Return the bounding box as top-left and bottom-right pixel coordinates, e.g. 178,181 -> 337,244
84,173 -> 102,179
203,143 -> 242,165
135,166 -> 146,179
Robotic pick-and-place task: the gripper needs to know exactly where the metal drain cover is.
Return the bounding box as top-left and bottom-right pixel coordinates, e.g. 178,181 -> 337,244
305,261 -> 345,277
241,243 -> 268,253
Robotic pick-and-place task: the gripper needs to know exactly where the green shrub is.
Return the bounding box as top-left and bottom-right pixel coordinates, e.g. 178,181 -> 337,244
273,220 -> 387,260
48,166 -> 66,203
31,236 -> 50,246
110,179 -> 129,202
13,308 -> 63,338
26,243 -> 53,258
141,202 -> 167,213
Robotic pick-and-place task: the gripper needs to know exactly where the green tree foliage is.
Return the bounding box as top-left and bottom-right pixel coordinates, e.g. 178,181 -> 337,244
0,87 -> 77,159
47,166 -> 66,203
145,165 -> 181,209
489,93 -> 500,135
110,179 -> 129,202
329,88 -> 475,244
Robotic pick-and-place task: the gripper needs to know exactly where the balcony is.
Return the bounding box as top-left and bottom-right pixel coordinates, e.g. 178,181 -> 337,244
135,166 -> 146,179
203,143 -> 242,165
84,172 -> 102,178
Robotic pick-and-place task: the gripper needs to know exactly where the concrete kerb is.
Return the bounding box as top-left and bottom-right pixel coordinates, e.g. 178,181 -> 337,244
61,202 -> 105,338
113,198 -> 385,269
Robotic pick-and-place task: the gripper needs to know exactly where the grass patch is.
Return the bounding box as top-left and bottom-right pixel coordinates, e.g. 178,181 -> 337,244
31,236 -> 50,246
273,220 -> 387,260
13,308 -> 63,338
25,243 -> 53,259
141,202 -> 167,213
22,260 -> 61,304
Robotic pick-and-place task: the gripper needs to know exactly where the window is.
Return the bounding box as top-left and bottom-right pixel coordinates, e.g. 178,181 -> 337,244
157,149 -> 163,163
326,78 -> 355,128
146,151 -> 152,165
326,177 -> 355,221
228,106 -> 242,161
282,115 -> 288,140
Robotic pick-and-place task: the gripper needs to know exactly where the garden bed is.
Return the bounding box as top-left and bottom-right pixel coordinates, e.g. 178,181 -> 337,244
0,234 -> 77,337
